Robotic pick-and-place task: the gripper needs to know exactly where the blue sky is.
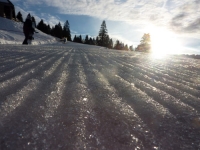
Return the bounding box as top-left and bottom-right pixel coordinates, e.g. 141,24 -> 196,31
11,0 -> 200,54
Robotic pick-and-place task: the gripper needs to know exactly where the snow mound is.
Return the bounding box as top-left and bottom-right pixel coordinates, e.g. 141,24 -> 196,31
0,17 -> 57,45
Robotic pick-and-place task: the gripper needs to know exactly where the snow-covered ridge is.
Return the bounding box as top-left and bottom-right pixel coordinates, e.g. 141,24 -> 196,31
0,17 -> 56,45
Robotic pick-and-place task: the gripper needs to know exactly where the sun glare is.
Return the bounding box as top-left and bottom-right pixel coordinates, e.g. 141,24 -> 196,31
145,26 -> 182,59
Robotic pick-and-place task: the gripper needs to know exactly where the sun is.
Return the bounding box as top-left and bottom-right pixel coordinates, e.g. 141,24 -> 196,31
144,26 -> 182,58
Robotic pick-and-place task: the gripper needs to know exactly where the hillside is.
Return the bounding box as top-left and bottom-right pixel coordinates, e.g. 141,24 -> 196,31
0,17 -> 56,45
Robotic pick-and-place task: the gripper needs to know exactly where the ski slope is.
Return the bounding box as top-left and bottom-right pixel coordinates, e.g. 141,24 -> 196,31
0,42 -> 200,149
0,17 -> 56,45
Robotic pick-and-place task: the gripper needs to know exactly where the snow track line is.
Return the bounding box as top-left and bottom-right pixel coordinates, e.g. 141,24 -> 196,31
151,60 -> 200,77
44,62 -> 69,120
35,53 -> 90,149
18,56 -> 71,148
0,55 -> 57,90
0,52 -> 72,149
115,75 -> 199,118
0,49 -> 49,74
0,79 -> 40,120
88,55 -> 200,149
0,50 -> 65,81
87,54 -> 175,118
99,55 -> 200,112
42,52 -> 68,78
111,57 -> 200,97
111,55 -> 200,93
142,56 -> 200,76
0,50 -> 36,63
81,56 -> 158,149
0,52 -> 69,105
87,54 -> 181,149
0,53 -> 43,74
144,60 -> 200,84
134,62 -> 200,91
0,51 -> 71,119
116,56 -> 200,85
0,55 -> 29,66
134,61 -> 200,88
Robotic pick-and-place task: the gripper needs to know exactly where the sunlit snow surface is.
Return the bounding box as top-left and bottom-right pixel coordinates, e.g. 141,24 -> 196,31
0,42 -> 200,150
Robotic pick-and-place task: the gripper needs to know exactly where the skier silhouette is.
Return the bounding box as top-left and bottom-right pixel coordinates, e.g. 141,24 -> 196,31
22,14 -> 34,45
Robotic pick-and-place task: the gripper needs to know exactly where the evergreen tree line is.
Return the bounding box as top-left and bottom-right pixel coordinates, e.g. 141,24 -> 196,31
16,12 -> 135,51
72,34 -> 132,51
16,11 -> 72,41
73,21 -> 133,51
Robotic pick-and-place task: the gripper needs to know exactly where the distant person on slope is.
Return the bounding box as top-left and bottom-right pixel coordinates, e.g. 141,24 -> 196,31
22,14 -> 33,45
63,37 -> 67,43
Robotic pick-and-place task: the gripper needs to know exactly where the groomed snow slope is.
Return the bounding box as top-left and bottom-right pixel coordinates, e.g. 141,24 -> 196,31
0,17 -> 56,45
0,42 -> 200,149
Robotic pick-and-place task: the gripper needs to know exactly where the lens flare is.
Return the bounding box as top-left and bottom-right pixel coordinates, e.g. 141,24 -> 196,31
144,26 -> 183,59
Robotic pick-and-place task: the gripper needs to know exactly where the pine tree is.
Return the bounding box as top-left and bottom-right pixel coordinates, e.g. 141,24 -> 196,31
26,13 -> 31,20
98,20 -> 109,47
108,38 -> 113,49
89,37 -> 93,45
37,19 -> 51,35
114,40 -> 122,50
73,35 -> 77,42
50,26 -> 55,36
63,20 -> 72,41
140,33 -> 150,44
16,11 -> 23,22
96,36 -> 100,45
54,22 -> 63,38
37,19 -> 45,31
124,44 -> 129,51
105,35 -> 110,47
79,35 -> 82,43
47,24 -> 51,35
136,33 -> 151,52
63,26 -> 68,38
92,38 -> 96,45
84,35 -> 89,44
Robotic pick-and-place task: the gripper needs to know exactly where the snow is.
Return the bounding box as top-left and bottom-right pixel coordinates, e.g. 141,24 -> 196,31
0,16 -> 200,150
0,17 -> 57,45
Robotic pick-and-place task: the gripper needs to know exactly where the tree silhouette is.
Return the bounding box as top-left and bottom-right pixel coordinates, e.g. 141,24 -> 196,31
79,35 -> 83,43
96,36 -> 100,46
63,20 -> 72,41
108,38 -> 113,49
37,19 -> 45,31
124,44 -> 129,51
140,33 -> 151,44
73,35 -> 77,42
92,38 -> 96,45
136,33 -> 151,52
53,22 -> 63,38
47,24 -> 51,34
84,35 -> 89,44
16,11 -> 23,22
98,20 -> 109,47
114,40 -> 122,50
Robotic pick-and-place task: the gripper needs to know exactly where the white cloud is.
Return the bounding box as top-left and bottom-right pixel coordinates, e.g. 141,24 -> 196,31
15,6 -> 63,27
16,0 -> 200,34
